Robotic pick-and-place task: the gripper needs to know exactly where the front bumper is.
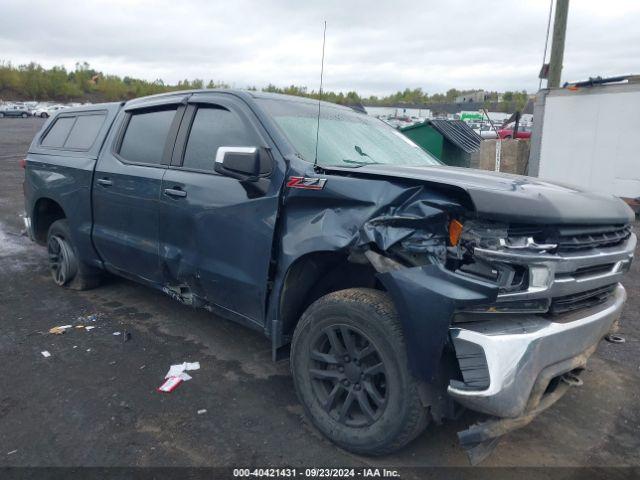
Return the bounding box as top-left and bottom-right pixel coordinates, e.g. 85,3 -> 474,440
448,283 -> 626,418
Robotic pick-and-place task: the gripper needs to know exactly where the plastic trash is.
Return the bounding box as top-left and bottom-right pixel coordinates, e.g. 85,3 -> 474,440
49,325 -> 72,335
157,372 -> 192,393
197,409 -> 207,415
158,361 -> 200,393
41,351 -> 51,358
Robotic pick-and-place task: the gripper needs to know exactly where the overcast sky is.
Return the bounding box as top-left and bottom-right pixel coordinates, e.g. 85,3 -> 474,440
1,0 -> 639,96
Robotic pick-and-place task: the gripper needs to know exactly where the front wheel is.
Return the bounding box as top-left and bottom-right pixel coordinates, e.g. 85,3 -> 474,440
21,113 -> 27,118
291,288 -> 429,455
41,112 -> 49,118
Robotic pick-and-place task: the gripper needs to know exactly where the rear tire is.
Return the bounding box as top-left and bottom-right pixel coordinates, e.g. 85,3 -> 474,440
291,288 -> 429,455
47,219 -> 101,290
41,112 -> 49,118
21,113 -> 27,118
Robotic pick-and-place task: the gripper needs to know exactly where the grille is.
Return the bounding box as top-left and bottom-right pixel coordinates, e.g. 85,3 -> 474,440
549,284 -> 616,315
508,224 -> 632,253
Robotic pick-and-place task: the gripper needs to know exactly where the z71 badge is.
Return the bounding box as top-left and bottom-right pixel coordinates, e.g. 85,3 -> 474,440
286,176 -> 327,190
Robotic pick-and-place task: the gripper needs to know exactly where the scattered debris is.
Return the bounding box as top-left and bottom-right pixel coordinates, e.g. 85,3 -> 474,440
7,450 -> 17,455
49,325 -> 72,335
157,361 -> 201,393
165,361 -> 200,378
158,376 -> 184,393
77,313 -> 101,323
109,361 -> 117,366
85,326 -> 95,331
113,331 -> 121,336
139,365 -> 146,370
197,409 -> 207,415
86,348 -> 92,352
73,345 -> 78,349
605,334 -> 626,344
41,351 -> 51,358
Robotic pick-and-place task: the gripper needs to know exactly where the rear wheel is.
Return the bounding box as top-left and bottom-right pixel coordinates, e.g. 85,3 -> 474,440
291,288 -> 429,455
47,219 -> 101,290
41,112 -> 49,118
21,112 -> 27,118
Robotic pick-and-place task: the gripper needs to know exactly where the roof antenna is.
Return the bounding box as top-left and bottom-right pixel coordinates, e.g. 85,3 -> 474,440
313,20 -> 327,170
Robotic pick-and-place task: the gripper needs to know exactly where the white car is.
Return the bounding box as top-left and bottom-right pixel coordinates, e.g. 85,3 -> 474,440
33,105 -> 67,118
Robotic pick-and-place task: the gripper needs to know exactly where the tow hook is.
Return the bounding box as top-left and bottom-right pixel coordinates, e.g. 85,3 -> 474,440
561,371 -> 583,387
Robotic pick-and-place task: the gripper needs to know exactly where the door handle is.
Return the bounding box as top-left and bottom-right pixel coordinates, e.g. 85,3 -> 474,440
97,178 -> 112,186
164,187 -> 187,198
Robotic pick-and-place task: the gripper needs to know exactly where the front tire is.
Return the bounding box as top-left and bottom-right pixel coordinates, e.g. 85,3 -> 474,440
47,219 -> 101,290
291,288 -> 429,455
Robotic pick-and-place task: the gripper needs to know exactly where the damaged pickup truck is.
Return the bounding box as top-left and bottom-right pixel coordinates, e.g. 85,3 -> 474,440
23,90 -> 635,462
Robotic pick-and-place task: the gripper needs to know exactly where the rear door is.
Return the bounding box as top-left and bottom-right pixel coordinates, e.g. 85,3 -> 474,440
159,93 -> 284,325
92,98 -> 185,284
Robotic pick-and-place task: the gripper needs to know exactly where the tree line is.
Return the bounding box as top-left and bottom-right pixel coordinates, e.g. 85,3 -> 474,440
0,61 -> 530,111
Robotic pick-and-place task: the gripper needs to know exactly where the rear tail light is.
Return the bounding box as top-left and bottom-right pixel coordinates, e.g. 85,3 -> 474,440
19,158 -> 27,169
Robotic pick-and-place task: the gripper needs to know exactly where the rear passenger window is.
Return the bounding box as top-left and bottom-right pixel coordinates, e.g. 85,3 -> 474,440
182,107 -> 254,171
40,113 -> 107,150
41,117 -> 76,147
64,114 -> 106,149
119,108 -> 177,165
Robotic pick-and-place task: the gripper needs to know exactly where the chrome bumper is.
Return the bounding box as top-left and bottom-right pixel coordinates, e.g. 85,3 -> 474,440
448,283 -> 626,418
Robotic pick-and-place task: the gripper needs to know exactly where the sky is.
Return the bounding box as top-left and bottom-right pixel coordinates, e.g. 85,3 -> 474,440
1,0 -> 639,96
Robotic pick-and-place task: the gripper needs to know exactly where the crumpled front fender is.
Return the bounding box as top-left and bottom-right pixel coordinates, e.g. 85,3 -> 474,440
377,264 -> 497,381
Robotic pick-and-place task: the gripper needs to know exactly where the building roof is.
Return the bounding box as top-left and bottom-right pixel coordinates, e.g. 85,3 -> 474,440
401,120 -> 482,153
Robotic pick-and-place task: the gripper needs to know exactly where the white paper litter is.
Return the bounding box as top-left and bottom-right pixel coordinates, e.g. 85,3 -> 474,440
113,331 -> 121,336
197,409 -> 207,415
165,361 -> 200,379
41,351 -> 51,358
7,450 -> 17,455
85,326 -> 95,331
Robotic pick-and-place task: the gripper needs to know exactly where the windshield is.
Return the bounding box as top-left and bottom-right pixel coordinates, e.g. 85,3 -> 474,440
257,98 -> 441,168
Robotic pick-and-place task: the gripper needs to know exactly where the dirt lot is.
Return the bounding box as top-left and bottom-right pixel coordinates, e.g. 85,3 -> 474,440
1,117 -> 639,473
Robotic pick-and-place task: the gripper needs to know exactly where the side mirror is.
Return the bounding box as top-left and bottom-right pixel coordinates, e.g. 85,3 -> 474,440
214,146 -> 272,181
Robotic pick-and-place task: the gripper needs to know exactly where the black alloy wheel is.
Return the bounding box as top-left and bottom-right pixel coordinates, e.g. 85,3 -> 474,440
309,324 -> 387,427
47,234 -> 76,286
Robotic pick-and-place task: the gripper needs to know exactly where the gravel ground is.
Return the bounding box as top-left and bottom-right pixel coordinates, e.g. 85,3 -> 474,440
0,117 -> 639,472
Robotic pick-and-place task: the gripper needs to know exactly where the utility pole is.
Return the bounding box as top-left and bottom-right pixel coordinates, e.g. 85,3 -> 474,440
547,0 -> 570,88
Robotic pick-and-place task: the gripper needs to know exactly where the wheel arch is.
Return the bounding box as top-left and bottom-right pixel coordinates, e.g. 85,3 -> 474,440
278,250 -> 383,340
32,197 -> 66,245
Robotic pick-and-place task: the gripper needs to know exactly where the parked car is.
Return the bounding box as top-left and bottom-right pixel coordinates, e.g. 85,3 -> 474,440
22,91 -> 635,463
0,105 -> 31,118
498,123 -> 532,139
475,124 -> 498,139
32,104 -> 67,118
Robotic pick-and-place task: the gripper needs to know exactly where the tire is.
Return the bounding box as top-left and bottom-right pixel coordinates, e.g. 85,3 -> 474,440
291,288 -> 429,455
41,112 -> 49,118
0,113 -> 4,118
47,219 -> 101,290
21,113 -> 27,118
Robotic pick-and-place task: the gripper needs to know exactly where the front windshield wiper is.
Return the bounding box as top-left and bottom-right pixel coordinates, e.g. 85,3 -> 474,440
342,159 -> 384,167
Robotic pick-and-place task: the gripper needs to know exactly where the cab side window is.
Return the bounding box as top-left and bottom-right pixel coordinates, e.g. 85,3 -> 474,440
119,107 -> 177,165
182,107 -> 254,171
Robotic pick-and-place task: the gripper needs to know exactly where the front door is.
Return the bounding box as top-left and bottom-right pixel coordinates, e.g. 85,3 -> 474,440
92,101 -> 184,284
159,94 -> 284,324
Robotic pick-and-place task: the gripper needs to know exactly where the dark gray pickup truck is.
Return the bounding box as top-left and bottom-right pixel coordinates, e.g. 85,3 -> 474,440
23,90 -> 635,462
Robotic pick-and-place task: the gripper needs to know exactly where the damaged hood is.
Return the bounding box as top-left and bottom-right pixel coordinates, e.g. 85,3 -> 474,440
323,165 -> 634,225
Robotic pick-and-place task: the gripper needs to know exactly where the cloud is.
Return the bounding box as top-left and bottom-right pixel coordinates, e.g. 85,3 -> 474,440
1,0 -> 639,96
